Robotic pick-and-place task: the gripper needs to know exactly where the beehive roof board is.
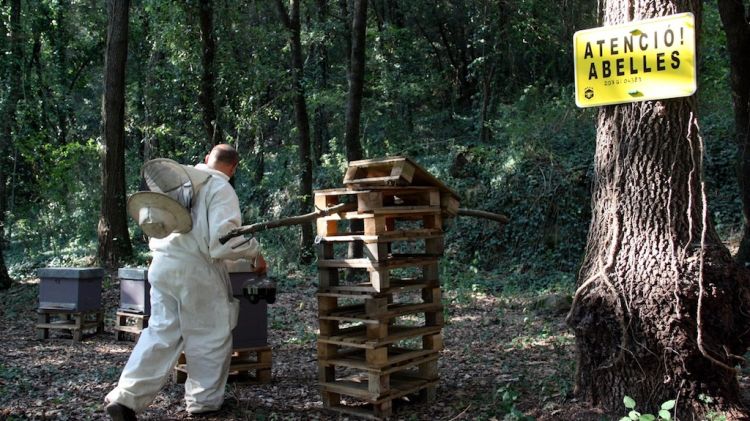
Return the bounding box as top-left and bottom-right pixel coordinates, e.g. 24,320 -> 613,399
573,12 -> 696,108
344,156 -> 460,216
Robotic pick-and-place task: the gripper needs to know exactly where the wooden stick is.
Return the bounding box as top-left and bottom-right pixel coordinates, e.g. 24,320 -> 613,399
457,208 -> 510,224
219,202 -> 356,244
220,204 -> 509,245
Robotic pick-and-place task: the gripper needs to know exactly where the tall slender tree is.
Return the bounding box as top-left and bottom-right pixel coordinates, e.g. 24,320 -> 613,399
567,1 -> 750,418
198,0 -> 223,147
344,0 -> 366,163
0,0 -> 22,290
312,0 -> 330,166
343,0 -> 367,264
717,0 -> 750,266
275,0 -> 314,262
98,0 -> 133,268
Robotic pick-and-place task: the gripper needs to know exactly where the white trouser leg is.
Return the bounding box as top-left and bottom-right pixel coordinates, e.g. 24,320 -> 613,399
180,279 -> 236,413
105,286 -> 183,412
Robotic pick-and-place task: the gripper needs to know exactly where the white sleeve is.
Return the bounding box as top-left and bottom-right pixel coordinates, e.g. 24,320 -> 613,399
206,184 -> 260,261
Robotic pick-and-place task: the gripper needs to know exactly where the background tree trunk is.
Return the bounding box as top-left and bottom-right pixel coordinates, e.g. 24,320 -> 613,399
198,0 -> 222,147
567,1 -> 750,418
0,0 -> 22,290
345,0 -> 367,263
344,0 -> 366,163
312,0 -> 330,167
275,0 -> 314,263
717,0 -> 750,267
98,0 -> 133,269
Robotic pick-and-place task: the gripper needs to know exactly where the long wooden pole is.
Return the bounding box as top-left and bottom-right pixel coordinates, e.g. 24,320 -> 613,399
220,204 -> 509,244
219,202 -> 356,244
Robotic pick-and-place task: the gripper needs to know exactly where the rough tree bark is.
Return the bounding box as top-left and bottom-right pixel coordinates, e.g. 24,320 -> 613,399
717,0 -> 750,266
275,0 -> 315,263
567,1 -> 750,419
312,0 -> 330,166
344,0 -> 367,263
0,0 -> 22,290
344,0 -> 367,163
198,0 -> 223,147
98,0 -> 133,268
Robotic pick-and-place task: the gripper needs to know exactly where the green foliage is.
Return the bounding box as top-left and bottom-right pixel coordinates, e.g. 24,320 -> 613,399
620,396 -> 675,421
0,0 -> 741,299
492,386 -> 535,421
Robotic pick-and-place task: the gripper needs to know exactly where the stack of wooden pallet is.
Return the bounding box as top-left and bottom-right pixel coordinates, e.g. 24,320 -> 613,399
314,156 -> 459,419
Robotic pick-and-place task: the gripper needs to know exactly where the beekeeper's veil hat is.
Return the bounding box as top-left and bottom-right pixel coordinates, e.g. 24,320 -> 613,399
127,159 -> 212,239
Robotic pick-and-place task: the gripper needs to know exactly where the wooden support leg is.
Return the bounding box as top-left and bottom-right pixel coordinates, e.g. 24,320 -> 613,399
423,287 -> 444,327
370,268 -> 390,292
418,360 -> 439,402
373,399 -> 393,418
96,311 -> 104,334
36,312 -> 50,339
257,348 -> 272,383
72,313 -> 83,341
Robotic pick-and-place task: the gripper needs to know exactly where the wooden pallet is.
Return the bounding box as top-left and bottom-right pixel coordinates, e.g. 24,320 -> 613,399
317,286 -> 443,419
341,156 -> 460,216
314,161 -> 452,419
314,188 -> 444,238
320,371 -> 439,420
36,308 -> 104,341
317,278 -> 436,299
173,346 -> 272,384
113,311 -> 149,341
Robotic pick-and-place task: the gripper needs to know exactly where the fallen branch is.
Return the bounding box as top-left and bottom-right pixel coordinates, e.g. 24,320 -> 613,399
220,204 -> 509,245
457,208 -> 509,224
219,202 -> 356,244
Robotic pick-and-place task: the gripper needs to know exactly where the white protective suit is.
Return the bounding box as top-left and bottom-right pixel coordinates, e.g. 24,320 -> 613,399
106,163 -> 259,414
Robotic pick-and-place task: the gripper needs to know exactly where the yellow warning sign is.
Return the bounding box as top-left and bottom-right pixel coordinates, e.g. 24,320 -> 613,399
573,13 -> 696,108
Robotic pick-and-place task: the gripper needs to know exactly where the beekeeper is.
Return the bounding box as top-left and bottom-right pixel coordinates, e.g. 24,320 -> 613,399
105,144 -> 265,421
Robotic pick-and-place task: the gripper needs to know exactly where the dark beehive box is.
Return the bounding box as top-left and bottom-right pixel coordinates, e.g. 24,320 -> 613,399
227,261 -> 268,348
37,268 -> 105,311
118,268 -> 151,315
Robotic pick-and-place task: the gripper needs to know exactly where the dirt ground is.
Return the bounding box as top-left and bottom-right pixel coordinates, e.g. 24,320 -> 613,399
0,272 -> 634,420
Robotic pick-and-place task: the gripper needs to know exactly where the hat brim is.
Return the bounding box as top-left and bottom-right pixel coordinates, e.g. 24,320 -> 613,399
142,158 -> 211,198
127,191 -> 192,235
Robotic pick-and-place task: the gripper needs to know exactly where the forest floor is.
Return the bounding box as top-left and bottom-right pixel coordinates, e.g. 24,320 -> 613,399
0,269 -> 724,421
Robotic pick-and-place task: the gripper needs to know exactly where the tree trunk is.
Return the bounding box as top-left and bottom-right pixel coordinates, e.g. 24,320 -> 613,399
345,0 -> 366,163
567,2 -> 750,419
0,0 -> 22,290
717,0 -> 750,267
198,0 -> 222,147
344,0 -> 367,264
275,0 -> 315,263
98,0 -> 133,269
312,0 -> 330,166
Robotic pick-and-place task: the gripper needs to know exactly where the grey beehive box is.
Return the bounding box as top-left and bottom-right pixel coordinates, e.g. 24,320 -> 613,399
118,267 -> 150,315
37,267 -> 105,311
227,261 -> 269,349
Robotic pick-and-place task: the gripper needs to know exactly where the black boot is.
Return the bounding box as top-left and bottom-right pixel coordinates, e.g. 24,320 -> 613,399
105,402 -> 137,421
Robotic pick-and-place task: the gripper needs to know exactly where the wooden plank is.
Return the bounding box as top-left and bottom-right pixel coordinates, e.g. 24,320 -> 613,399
349,156 -> 411,167
318,206 -> 440,221
317,278 -> 436,298
320,347 -> 440,372
319,302 -> 443,324
320,228 -> 443,243
318,325 -> 443,349
344,156 -> 460,201
317,255 -> 440,269
319,371 -> 438,403
315,186 -> 440,195
344,175 -> 405,186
